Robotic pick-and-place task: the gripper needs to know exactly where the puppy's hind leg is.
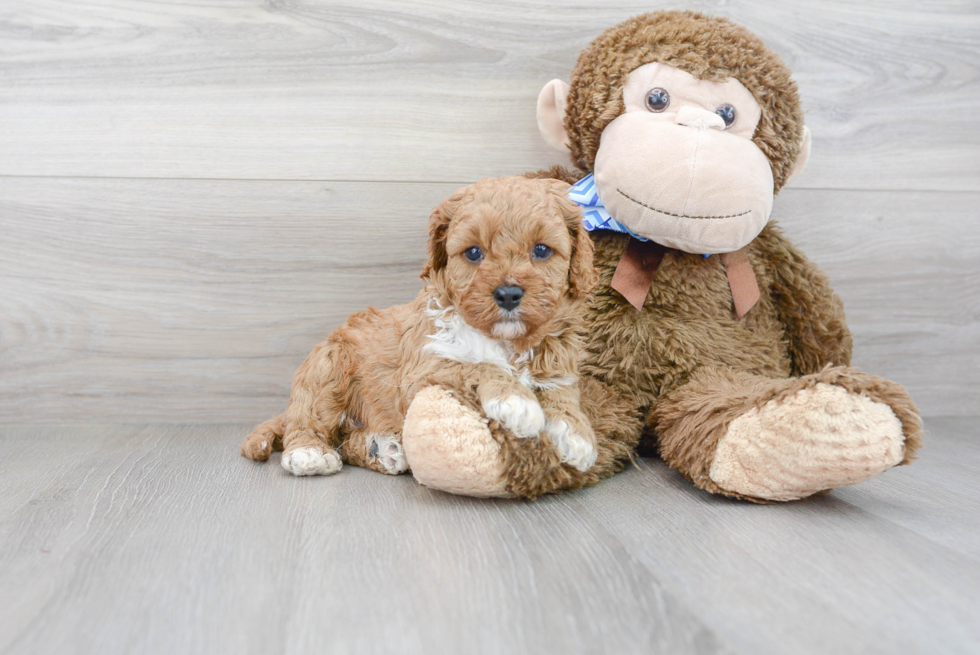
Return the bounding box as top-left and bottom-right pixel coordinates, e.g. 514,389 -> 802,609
343,429 -> 408,475
281,342 -> 348,477
241,413 -> 286,462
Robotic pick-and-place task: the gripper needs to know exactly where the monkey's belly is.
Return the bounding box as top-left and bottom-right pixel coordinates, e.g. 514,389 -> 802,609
581,234 -> 791,409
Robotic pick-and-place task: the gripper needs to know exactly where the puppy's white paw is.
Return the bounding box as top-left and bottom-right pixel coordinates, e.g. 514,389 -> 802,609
281,446 -> 342,476
369,434 -> 408,475
545,420 -> 597,472
482,395 -> 546,438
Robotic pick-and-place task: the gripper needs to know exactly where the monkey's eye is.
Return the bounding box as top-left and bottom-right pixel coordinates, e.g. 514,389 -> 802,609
463,246 -> 484,263
532,244 -> 552,260
645,87 -> 670,113
715,104 -> 736,128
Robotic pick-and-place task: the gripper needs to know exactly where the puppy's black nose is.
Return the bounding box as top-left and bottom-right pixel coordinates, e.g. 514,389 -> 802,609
493,285 -> 524,311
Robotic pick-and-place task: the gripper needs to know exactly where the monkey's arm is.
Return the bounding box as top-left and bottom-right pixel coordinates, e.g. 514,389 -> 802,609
755,223 -> 852,375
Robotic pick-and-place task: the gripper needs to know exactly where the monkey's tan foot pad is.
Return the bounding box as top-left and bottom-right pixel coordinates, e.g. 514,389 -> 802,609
709,383 -> 905,501
281,446 -> 343,477
402,386 -> 513,498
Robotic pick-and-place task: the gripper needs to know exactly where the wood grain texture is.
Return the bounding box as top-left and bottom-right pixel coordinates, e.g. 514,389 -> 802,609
579,417 -> 980,655
0,419 -> 977,655
1,0 -> 977,190
1,178 -> 976,422
0,177 -> 448,422
771,189 -> 980,416
0,424 -> 732,655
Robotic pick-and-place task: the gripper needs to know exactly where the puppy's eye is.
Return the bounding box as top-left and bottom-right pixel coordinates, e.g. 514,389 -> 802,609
463,246 -> 483,263
645,87 -> 670,113
715,104 -> 736,128
532,244 -> 553,260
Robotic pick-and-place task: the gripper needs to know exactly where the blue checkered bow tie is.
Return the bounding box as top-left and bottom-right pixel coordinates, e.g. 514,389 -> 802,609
567,174 -> 649,242
568,174 -> 711,259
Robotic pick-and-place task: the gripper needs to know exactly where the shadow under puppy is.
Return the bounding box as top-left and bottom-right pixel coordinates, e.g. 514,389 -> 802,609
241,175 -> 599,478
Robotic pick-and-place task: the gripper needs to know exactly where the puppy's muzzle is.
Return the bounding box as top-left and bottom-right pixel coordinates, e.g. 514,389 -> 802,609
493,285 -> 524,311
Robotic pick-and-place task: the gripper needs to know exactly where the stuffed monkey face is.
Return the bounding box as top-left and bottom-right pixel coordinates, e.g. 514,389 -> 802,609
539,62 -> 811,254
596,63 -> 771,254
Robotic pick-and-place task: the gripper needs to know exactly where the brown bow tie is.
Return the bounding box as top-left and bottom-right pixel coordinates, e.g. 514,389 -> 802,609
611,237 -> 760,317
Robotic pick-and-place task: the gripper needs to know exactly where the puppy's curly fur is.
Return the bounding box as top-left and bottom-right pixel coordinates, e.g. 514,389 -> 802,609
241,176 -> 599,477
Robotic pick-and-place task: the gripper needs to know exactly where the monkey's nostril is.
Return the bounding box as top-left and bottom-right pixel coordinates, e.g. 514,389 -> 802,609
493,285 -> 524,311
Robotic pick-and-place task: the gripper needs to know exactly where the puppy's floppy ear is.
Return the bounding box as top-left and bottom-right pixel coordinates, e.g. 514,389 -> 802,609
420,191 -> 461,281
548,182 -> 597,299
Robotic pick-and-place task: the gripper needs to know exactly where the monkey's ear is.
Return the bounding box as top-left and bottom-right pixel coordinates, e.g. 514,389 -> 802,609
420,197 -> 456,281
783,126 -> 812,187
537,79 -> 571,151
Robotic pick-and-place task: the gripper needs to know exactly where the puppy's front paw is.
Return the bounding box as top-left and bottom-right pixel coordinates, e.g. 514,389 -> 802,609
482,395 -> 546,438
545,420 -> 597,472
281,446 -> 342,476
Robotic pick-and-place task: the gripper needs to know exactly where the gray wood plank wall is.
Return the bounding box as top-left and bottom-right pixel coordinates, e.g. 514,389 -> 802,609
2,1 -> 978,421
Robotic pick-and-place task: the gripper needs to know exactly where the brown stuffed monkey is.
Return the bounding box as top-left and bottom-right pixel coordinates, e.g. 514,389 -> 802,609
401,10 -> 922,502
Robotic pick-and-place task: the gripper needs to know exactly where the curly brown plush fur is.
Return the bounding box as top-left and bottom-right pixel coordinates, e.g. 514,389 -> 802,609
484,10 -> 922,501
495,194 -> 922,500
393,11 -> 920,502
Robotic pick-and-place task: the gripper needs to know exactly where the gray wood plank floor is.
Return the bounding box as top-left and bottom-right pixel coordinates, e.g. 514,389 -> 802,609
1,418 -> 977,655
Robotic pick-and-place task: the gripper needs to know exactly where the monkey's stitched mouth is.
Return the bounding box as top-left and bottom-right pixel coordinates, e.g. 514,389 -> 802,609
617,189 -> 751,220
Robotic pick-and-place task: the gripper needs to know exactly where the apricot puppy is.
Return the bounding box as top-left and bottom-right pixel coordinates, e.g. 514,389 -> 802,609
241,176 -> 599,477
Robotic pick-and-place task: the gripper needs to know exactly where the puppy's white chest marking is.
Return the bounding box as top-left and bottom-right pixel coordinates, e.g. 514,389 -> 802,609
424,303 -> 523,373
424,302 -> 576,390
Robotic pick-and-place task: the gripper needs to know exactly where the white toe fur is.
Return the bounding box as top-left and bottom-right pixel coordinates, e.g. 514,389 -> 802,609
482,395 -> 546,438
281,446 -> 343,476
370,433 -> 409,475
545,420 -> 597,471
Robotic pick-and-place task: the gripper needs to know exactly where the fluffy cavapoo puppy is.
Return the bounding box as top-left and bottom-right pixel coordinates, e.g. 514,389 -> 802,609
240,176 -> 599,478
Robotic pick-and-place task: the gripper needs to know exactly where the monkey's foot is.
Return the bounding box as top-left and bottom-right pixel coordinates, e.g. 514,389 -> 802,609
709,383 -> 905,501
402,386 -> 512,498
654,366 -> 922,502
